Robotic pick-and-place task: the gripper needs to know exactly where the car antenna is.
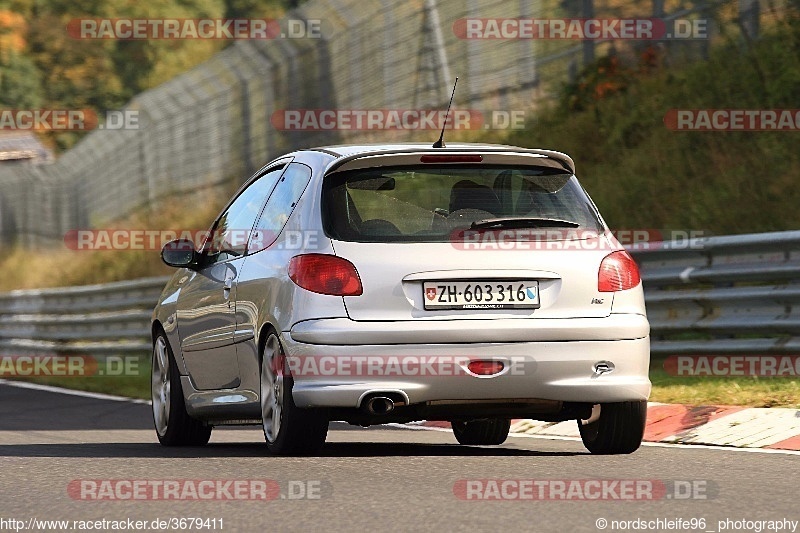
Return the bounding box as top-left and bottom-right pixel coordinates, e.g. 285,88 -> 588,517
432,77 -> 458,148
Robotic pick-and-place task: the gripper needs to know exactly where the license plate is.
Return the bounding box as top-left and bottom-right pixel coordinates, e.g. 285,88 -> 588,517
423,281 -> 540,310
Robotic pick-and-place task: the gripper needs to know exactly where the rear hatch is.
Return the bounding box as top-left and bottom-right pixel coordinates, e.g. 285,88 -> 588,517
322,152 -> 618,321
335,240 -> 614,321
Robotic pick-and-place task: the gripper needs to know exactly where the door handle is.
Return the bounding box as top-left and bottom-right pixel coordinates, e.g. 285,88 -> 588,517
223,277 -> 234,303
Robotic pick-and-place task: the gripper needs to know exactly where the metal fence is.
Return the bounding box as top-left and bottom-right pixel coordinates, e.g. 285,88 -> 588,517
1,230 -> 799,358
0,0 -> 781,247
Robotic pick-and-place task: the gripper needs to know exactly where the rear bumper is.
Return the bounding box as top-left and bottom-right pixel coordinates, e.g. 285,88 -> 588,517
281,330 -> 651,409
289,313 -> 649,345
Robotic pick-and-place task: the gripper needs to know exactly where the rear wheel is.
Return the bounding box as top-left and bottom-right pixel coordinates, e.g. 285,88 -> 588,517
151,331 -> 212,446
260,332 -> 328,455
452,418 -> 510,445
578,401 -> 647,454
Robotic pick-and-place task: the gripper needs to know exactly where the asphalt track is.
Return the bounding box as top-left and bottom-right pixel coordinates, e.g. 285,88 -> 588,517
0,381 -> 798,533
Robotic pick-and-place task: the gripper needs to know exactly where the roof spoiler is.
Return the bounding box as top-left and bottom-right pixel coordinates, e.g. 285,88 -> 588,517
323,147 -> 576,175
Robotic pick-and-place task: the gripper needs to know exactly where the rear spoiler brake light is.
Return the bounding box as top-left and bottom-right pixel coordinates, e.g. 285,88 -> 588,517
420,155 -> 483,163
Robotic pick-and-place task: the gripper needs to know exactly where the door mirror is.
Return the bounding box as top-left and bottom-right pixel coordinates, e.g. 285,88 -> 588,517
161,238 -> 197,268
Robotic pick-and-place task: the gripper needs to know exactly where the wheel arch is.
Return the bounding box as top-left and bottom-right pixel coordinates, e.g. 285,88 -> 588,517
151,320 -> 164,341
151,318 -> 189,375
257,322 -> 280,365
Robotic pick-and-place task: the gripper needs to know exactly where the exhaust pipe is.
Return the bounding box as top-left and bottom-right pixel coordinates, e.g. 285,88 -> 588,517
580,404 -> 601,426
365,396 -> 395,415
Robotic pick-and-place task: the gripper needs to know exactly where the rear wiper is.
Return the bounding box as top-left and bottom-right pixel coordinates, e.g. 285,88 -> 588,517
470,217 -> 581,229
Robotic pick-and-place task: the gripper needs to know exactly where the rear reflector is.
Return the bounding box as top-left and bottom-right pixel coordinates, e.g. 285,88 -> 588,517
420,155 -> 483,163
598,250 -> 641,292
467,360 -> 505,376
288,254 -> 363,296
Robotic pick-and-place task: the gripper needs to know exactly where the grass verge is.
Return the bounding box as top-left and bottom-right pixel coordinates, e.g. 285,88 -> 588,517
10,354 -> 151,400
0,189 -> 228,291
649,362 -> 800,409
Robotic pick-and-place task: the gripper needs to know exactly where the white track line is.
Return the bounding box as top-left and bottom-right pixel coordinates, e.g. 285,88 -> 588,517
0,379 -> 150,404
391,422 -> 800,456
506,431 -> 800,455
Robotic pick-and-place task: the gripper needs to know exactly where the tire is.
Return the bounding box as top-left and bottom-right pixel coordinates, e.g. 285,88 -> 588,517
452,418 -> 511,445
151,331 -> 212,446
261,332 -> 328,455
578,401 -> 647,455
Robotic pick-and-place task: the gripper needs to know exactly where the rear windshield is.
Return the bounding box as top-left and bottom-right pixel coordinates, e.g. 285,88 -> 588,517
322,165 -> 603,242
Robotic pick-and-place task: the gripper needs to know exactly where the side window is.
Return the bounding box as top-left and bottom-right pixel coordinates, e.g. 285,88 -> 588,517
249,163 -> 313,253
206,166 -> 285,263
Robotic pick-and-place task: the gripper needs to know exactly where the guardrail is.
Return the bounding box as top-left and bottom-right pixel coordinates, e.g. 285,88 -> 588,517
630,230 -> 800,355
1,230 -> 799,358
0,277 -> 169,355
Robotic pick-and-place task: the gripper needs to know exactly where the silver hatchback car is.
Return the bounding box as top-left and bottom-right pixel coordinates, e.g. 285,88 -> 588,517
152,143 -> 650,455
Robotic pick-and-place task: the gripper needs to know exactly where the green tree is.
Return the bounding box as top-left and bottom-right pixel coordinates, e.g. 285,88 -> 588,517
225,0 -> 287,18
0,51 -> 43,107
1,0 -> 288,151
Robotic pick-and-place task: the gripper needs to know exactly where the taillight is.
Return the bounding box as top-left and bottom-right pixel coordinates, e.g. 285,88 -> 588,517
288,254 -> 363,296
598,250 -> 641,292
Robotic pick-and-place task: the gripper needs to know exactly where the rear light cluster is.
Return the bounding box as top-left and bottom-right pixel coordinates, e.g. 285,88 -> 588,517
598,250 -> 641,292
288,254 -> 363,296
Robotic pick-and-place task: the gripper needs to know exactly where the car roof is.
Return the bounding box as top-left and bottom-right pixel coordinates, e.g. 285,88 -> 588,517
306,142 -> 576,174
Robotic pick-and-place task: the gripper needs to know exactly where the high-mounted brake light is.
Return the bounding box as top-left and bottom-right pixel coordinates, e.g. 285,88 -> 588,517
420,155 -> 483,163
598,250 -> 641,292
288,254 -> 363,296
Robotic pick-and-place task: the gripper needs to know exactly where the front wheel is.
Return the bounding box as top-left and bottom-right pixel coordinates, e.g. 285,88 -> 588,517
452,418 -> 510,445
578,401 -> 647,455
151,331 -> 212,446
260,332 -> 328,455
